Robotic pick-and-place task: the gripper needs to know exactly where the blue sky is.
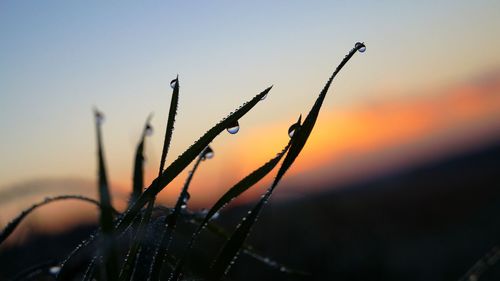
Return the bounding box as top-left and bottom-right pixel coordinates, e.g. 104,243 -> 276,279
1,1 -> 500,191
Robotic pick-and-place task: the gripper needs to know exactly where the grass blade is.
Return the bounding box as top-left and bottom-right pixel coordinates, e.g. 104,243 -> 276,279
0,195 -> 115,245
82,256 -> 98,281
183,212 -> 310,277
131,114 -> 154,205
93,108 -> 118,281
169,140 -> 292,281
150,149 -> 208,281
94,109 -> 114,233
119,78 -> 180,281
209,42 -> 365,280
115,86 -> 272,233
159,76 -> 180,174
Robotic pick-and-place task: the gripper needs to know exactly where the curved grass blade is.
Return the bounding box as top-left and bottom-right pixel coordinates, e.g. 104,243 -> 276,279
93,108 -> 118,281
150,151 -> 206,281
209,42 -> 366,281
115,86 -> 272,233
169,140 -> 292,281
0,195 -> 115,245
131,114 -> 154,205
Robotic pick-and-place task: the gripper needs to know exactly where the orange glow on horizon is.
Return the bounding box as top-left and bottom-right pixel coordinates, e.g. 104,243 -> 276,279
2,70 -> 499,243
140,70 -> 500,207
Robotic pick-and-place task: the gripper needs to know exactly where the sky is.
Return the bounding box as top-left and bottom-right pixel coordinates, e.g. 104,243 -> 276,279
1,1 -> 500,235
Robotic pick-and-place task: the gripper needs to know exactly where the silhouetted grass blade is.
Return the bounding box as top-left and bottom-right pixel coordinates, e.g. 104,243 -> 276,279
199,141 -> 290,231
209,43 -> 365,280
168,140 -> 292,281
150,152 -> 206,281
82,256 -> 98,281
0,195 -> 114,245
121,79 -> 179,280
118,203 -> 154,281
120,79 -> 180,281
94,109 -> 119,281
182,212 -> 309,278
160,75 -> 180,174
131,114 -> 153,205
115,86 -> 272,233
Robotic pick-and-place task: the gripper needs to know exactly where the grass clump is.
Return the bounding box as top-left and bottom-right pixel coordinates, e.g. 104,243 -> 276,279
0,42 -> 366,281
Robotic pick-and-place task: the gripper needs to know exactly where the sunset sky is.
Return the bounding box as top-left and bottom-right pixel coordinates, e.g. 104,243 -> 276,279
1,1 -> 500,233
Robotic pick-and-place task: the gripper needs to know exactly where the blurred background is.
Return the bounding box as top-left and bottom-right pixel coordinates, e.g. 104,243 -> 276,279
0,1 -> 499,280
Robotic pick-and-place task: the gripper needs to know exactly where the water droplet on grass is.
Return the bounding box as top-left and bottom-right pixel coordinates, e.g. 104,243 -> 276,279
261,93 -> 268,100
170,77 -> 178,89
201,146 -> 214,160
212,211 -> 220,219
226,120 -> 240,134
355,42 -> 366,53
183,192 -> 191,203
288,123 -> 300,138
288,115 -> 302,138
94,111 -> 105,125
145,124 -> 153,136
49,266 -> 61,275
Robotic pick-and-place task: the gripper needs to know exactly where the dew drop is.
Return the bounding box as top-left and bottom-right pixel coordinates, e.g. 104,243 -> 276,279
288,123 -> 300,138
183,192 -> 191,203
145,124 -> 153,136
288,115 -> 302,138
355,42 -> 366,53
49,266 -> 61,275
212,211 -> 220,219
261,93 -> 268,100
201,146 -> 214,160
94,111 -> 105,125
226,120 -> 240,134
170,77 -> 178,89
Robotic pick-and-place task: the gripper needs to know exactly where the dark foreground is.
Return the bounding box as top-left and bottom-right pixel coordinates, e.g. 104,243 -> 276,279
1,140 -> 500,281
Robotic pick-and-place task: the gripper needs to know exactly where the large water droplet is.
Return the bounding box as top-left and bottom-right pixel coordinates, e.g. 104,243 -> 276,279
226,120 -> 240,134
288,123 -> 300,138
145,124 -> 153,136
261,93 -> 268,100
201,146 -> 214,160
355,42 -> 366,53
170,77 -> 178,89
288,115 -> 302,138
